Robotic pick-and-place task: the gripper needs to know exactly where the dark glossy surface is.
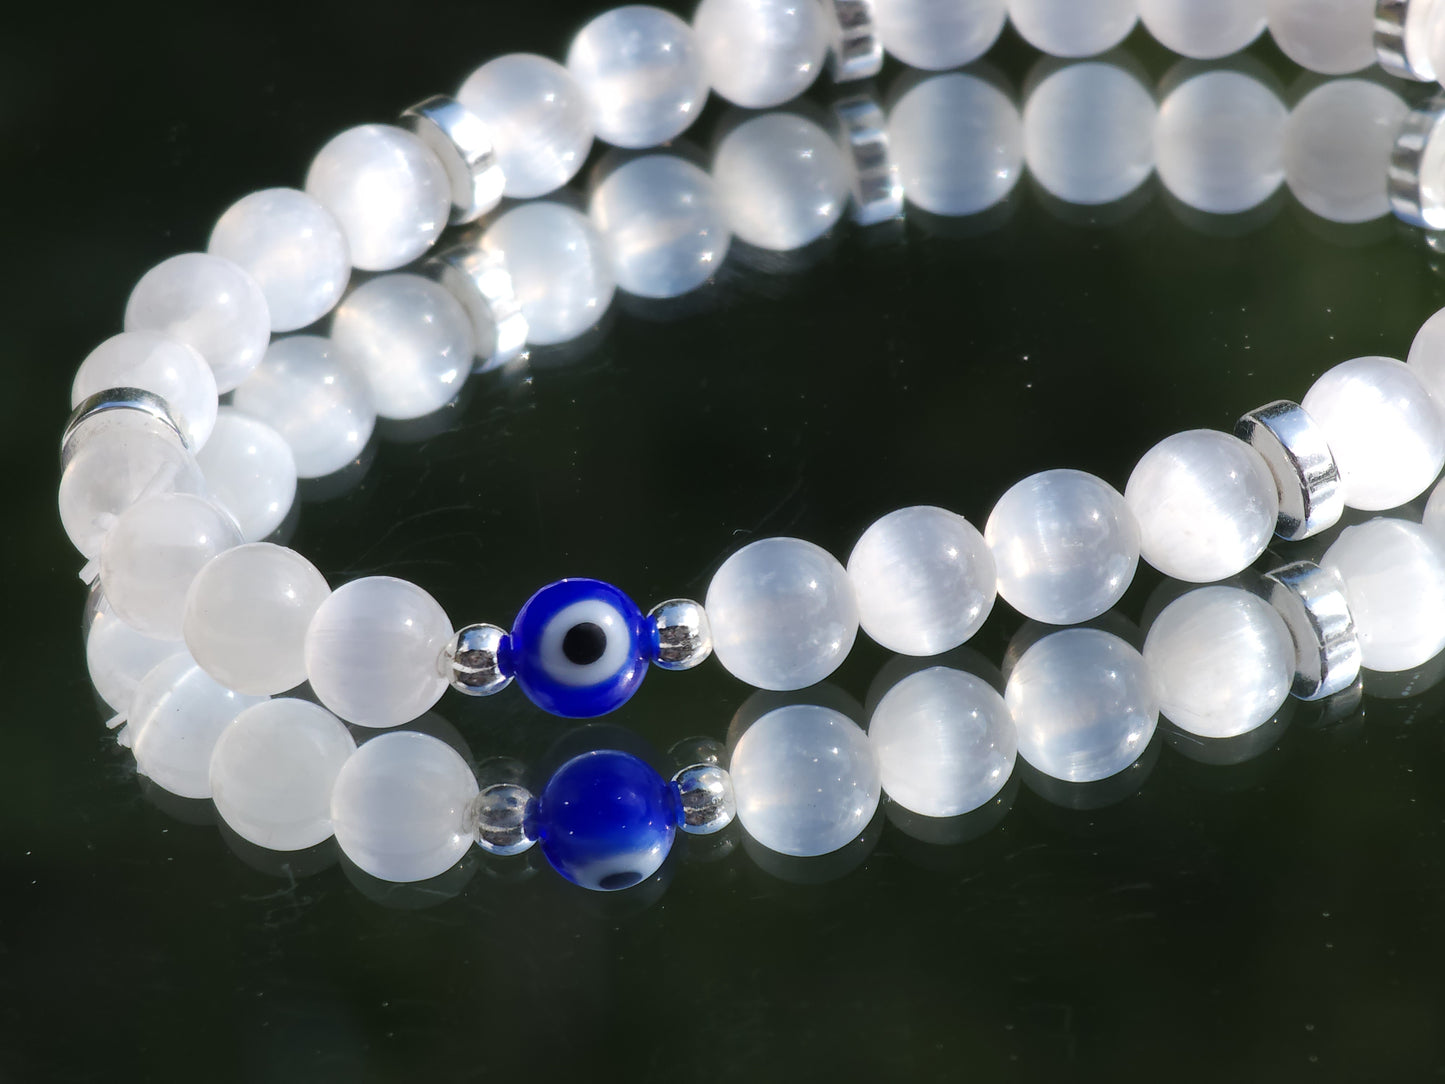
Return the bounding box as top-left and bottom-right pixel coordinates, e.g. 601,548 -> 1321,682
6,3 -> 1445,1080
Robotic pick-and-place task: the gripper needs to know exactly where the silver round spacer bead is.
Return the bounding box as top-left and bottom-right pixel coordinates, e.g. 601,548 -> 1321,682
442,623 -> 513,696
400,94 -> 506,223
1235,400 -> 1343,541
668,735 -> 727,772
648,598 -> 713,670
469,782 -> 536,856
672,764 -> 736,835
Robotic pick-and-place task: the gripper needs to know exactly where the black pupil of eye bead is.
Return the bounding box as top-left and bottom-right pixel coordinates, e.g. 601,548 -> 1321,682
562,622 -> 608,666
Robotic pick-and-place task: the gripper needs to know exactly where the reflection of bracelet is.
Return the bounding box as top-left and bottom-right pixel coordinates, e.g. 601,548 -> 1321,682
61,1 -> 1445,895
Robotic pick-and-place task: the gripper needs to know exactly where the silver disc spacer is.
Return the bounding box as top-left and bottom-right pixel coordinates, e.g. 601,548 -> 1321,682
1374,0 -> 1436,82
429,242 -> 529,371
401,95 -> 506,224
1235,400 -> 1343,541
832,93 -> 904,227
61,386 -> 189,470
823,0 -> 883,82
1264,560 -> 1363,701
1389,93 -> 1445,229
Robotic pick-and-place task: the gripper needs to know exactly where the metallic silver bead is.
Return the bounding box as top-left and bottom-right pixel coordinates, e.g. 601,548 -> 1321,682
1264,560 -> 1363,701
668,735 -> 727,771
1374,0 -> 1435,82
672,764 -> 736,835
648,598 -> 713,670
822,0 -> 883,82
832,94 -> 903,227
61,386 -> 189,469
442,623 -> 513,696
1389,93 -> 1445,229
429,242 -> 529,372
469,782 -> 536,856
1235,400 -> 1344,541
401,95 -> 506,224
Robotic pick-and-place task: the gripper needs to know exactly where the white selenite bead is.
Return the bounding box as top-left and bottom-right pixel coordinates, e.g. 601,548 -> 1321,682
183,543 -> 331,696
888,72 -> 1023,217
1283,80 -> 1407,224
207,187 -> 350,333
872,0 -> 1007,71
1143,586 -> 1294,738
195,408 -> 296,542
1006,628 -> 1158,782
479,203 -> 615,346
72,332 -> 218,450
711,112 -> 848,250
304,124 -> 450,272
127,654 -> 266,800
1022,61 -> 1154,206
730,704 -> 879,856
86,594 -> 188,714
1322,518 -> 1445,671
1125,429 -> 1278,583
566,6 -> 709,148
210,699 -> 356,850
230,335 -> 375,479
100,492 -> 243,640
304,576 -> 452,728
707,537 -> 859,690
847,506 -> 996,656
1137,0 -> 1265,58
1301,356 -> 1445,511
329,273 -> 473,420
330,730 -> 478,882
1407,304 -> 1445,403
1006,0 -> 1139,58
984,469 -> 1140,625
868,667 -> 1015,818
692,0 -> 827,109
1154,71 -> 1286,215
59,410 -> 206,559
457,54 -> 595,198
124,253 -> 270,393
590,154 -> 731,299
1265,0 -> 1376,74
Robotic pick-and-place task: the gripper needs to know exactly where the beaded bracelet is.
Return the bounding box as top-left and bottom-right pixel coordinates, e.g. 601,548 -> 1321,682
64,0 -> 1445,894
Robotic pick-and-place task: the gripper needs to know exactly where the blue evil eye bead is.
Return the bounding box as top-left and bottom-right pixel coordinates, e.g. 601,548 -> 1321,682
535,750 -> 678,891
509,578 -> 649,717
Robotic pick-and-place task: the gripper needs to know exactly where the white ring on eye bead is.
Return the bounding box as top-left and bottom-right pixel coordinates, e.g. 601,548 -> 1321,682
537,598 -> 635,687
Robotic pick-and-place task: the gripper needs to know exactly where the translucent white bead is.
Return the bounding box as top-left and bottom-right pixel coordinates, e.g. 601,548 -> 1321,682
183,543 -> 330,696
1408,305 -> 1445,403
730,704 -> 879,856
207,187 -> 350,332
457,54 -> 594,198
692,0 -> 827,109
480,202 -> 615,345
1265,0 -> 1376,74
589,154 -> 731,299
124,253 -> 270,393
1125,429 -> 1278,583
872,0 -> 1007,70
1006,0 -> 1139,58
869,667 -> 1015,818
1005,628 -> 1158,782
210,699 -> 356,850
72,332 -> 218,450
304,124 -> 449,272
230,336 -> 375,479
1301,356 -> 1445,511
1323,519 -> 1445,671
985,469 -> 1140,625
86,594 -> 187,714
59,410 -> 205,559
100,492 -> 243,640
888,72 -> 1023,217
195,408 -> 297,542
847,506 -> 995,656
330,730 -> 478,882
711,112 -> 848,250
566,6 -> 708,148
707,537 -> 859,690
330,273 -> 472,420
1137,0 -> 1265,58
1022,61 -> 1154,207
1154,71 -> 1286,215
304,576 -> 452,728
1143,586 -> 1293,738
128,654 -> 266,800
1283,80 -> 1407,224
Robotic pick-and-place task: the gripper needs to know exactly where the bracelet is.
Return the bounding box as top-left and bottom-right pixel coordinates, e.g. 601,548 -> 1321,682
64,0 -> 1445,895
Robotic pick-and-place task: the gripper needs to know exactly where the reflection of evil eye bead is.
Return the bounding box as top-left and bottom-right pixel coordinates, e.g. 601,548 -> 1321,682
535,750 -> 677,891
509,578 -> 649,717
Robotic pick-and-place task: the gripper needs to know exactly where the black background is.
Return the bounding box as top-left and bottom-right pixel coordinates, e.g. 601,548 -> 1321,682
5,2 -> 1445,1080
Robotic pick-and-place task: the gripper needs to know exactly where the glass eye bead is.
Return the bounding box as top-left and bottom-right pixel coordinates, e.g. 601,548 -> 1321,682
469,782 -> 536,856
443,623 -> 513,696
509,578 -> 649,717
671,764 -> 736,835
535,750 -> 677,891
648,598 -> 713,671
